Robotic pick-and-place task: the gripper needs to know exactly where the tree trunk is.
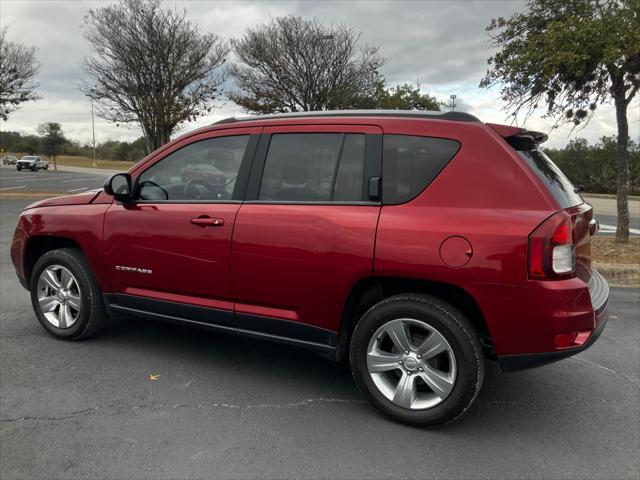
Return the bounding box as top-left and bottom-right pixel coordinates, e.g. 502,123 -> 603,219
614,96 -> 630,243
53,154 -> 57,171
142,123 -> 172,154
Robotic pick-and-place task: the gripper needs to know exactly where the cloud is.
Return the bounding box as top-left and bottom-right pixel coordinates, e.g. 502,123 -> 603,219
0,0 -> 637,148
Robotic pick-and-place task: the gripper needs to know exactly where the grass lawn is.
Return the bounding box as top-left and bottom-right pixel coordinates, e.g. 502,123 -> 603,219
52,155 -> 136,170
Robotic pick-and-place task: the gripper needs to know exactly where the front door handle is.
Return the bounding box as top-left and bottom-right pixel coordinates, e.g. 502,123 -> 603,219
191,216 -> 224,227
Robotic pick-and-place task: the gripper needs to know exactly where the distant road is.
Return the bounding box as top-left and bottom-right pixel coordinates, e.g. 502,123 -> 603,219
583,195 -> 640,236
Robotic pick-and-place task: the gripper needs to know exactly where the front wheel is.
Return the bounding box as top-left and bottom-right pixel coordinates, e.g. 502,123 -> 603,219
350,294 -> 484,427
31,165 -> 37,171
16,166 -> 22,171
30,248 -> 109,340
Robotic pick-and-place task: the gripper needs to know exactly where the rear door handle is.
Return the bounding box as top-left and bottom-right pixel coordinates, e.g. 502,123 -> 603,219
191,216 -> 224,227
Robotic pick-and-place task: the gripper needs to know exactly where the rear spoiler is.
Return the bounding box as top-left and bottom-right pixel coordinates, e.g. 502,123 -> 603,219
486,123 -> 548,151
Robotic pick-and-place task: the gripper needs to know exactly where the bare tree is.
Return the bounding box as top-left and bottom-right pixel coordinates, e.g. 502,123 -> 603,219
0,27 -> 40,121
80,0 -> 229,153
231,15 -> 385,113
37,122 -> 67,171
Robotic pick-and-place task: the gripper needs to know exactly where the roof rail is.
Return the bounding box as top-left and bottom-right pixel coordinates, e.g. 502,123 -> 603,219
213,109 -> 480,125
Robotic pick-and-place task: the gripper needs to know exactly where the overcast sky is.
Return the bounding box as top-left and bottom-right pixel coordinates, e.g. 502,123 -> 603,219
1,0 -> 638,148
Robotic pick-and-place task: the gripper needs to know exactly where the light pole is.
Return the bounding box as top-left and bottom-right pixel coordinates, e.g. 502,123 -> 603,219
91,99 -> 97,168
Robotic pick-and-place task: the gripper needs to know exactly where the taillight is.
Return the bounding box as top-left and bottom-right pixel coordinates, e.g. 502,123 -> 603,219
528,211 -> 576,280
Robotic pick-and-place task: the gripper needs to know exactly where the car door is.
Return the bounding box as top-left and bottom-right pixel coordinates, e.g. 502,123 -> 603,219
230,124 -> 382,345
103,127 -> 260,323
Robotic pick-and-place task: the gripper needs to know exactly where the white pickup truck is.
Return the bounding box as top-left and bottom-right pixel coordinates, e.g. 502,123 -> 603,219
16,156 -> 49,171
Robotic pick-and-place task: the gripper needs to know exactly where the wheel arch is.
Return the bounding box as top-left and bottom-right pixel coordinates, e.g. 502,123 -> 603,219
335,276 -> 493,362
24,236 -> 85,283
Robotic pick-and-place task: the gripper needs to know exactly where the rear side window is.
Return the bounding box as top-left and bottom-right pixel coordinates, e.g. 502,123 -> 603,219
517,149 -> 583,208
259,133 -> 366,202
382,135 -> 460,204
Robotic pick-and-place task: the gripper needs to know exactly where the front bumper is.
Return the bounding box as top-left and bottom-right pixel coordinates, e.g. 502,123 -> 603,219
16,273 -> 29,290
498,270 -> 610,371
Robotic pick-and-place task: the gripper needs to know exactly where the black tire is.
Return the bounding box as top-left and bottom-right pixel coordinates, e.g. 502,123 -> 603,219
349,294 -> 484,427
44,164 -> 49,170
31,165 -> 37,171
16,166 -> 21,171
30,248 -> 109,340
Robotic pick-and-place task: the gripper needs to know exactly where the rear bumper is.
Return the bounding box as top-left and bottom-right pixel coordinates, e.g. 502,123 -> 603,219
498,270 -> 609,372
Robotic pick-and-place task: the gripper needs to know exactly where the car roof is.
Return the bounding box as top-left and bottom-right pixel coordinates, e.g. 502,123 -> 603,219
212,109 -> 480,126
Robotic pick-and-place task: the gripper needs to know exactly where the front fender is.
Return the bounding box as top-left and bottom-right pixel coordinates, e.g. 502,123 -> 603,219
12,204 -> 111,292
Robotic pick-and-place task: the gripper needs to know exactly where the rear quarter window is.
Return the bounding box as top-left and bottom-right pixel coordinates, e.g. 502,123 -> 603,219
517,149 -> 583,209
382,134 -> 460,204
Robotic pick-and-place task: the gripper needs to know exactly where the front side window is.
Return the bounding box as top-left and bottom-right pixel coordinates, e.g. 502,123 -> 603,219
137,135 -> 249,201
383,135 -> 460,204
259,133 -> 366,202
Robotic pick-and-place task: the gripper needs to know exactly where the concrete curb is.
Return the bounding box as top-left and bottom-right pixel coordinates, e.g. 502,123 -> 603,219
594,262 -> 640,288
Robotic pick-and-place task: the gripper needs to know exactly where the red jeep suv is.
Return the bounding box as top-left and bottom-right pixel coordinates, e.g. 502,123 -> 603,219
11,110 -> 609,426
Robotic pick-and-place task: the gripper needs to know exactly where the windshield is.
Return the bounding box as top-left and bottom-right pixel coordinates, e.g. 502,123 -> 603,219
517,149 -> 583,208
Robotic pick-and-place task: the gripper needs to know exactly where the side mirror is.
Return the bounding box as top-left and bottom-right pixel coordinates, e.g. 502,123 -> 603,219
104,173 -> 133,202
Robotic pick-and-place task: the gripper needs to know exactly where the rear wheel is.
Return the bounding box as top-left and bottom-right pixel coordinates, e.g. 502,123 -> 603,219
16,166 -> 21,171
30,248 -> 109,340
44,164 -> 49,170
350,294 -> 484,427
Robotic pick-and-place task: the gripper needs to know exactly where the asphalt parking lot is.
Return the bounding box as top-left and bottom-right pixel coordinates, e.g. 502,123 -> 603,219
0,197 -> 638,479
0,164 -> 113,194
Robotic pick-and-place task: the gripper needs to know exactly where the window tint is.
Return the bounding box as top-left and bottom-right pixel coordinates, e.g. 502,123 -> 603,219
383,135 -> 460,204
137,135 -> 249,201
517,150 -> 583,208
259,133 -> 366,202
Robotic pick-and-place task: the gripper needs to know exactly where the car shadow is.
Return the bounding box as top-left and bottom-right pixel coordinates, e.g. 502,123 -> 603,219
100,314 -> 359,396
91,314 -> 614,434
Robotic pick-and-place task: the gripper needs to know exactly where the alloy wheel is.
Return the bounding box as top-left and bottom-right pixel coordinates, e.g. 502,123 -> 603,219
366,318 -> 457,410
36,265 -> 82,329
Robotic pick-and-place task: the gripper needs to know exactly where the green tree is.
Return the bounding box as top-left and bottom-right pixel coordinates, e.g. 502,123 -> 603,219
37,123 -> 66,170
350,80 -> 440,110
545,136 -> 640,195
18,134 -> 41,155
481,0 -> 640,242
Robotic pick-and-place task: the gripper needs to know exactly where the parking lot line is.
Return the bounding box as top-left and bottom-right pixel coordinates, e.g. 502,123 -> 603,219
4,176 -> 79,183
68,187 -> 89,192
0,185 -> 26,191
61,177 -> 104,183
